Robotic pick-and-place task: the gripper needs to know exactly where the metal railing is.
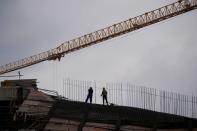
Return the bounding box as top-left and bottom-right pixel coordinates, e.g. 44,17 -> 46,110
62,78 -> 197,119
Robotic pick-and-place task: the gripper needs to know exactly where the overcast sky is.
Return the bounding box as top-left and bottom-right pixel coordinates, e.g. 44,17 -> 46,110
0,0 -> 197,96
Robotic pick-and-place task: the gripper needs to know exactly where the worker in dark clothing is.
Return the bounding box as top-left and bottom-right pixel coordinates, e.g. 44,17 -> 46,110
101,87 -> 108,105
85,87 -> 93,103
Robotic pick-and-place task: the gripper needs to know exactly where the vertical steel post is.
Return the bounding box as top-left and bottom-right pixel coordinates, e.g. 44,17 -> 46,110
121,83 -> 123,105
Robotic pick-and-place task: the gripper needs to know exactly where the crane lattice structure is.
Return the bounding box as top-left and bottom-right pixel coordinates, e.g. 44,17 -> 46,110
0,0 -> 197,75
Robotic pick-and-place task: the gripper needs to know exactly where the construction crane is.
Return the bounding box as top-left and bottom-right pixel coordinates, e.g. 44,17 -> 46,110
0,0 -> 196,75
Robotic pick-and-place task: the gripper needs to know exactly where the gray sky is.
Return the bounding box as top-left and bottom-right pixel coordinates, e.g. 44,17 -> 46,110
0,0 -> 197,96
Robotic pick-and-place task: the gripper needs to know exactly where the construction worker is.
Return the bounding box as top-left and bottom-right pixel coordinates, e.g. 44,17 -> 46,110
101,87 -> 108,105
85,87 -> 93,103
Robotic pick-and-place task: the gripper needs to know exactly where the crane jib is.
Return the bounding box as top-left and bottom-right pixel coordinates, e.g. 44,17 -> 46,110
0,0 -> 197,75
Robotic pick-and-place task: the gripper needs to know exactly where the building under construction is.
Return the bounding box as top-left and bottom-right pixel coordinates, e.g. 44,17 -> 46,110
0,79 -> 197,130
0,0 -> 197,130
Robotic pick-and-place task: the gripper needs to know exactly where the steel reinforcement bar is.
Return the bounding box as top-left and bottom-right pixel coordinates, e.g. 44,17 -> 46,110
0,0 -> 197,74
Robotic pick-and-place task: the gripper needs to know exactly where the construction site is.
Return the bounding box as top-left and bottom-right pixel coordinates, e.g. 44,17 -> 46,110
0,0 -> 197,130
